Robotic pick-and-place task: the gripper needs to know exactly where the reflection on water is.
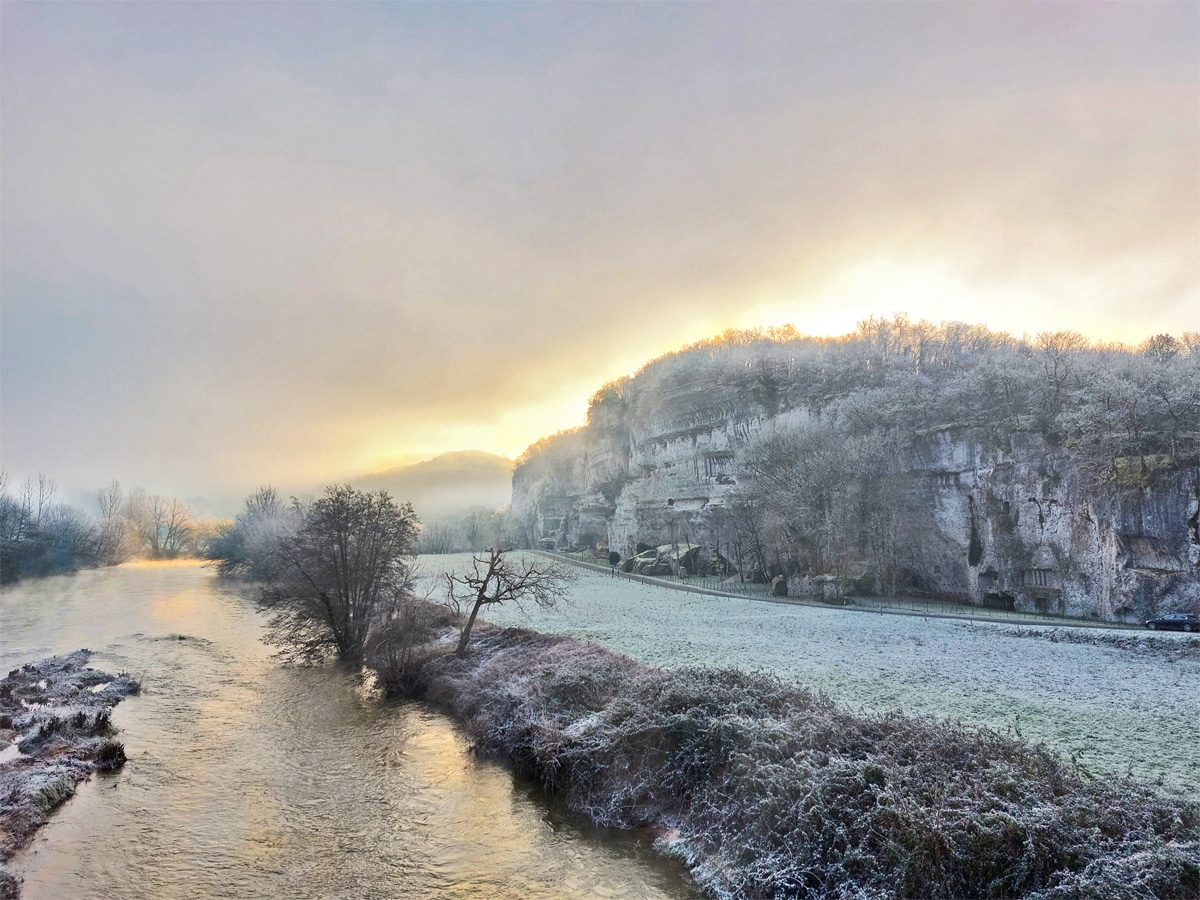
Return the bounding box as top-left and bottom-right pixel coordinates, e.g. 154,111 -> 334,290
0,563 -> 697,899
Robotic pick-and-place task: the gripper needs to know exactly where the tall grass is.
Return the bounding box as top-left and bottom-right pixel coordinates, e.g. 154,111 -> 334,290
402,621 -> 1199,899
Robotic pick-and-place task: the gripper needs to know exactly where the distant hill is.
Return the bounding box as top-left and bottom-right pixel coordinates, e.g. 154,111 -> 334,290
351,450 -> 514,522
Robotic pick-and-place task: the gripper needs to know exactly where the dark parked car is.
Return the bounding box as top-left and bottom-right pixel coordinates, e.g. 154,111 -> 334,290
1145,613 -> 1200,632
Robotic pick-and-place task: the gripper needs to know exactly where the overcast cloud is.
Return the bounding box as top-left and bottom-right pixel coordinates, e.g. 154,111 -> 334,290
2,2 -> 1197,502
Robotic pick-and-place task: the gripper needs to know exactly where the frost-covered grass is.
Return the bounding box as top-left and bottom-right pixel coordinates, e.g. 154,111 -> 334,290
0,650 -> 138,896
410,622 -> 1200,900
421,554 -> 1200,796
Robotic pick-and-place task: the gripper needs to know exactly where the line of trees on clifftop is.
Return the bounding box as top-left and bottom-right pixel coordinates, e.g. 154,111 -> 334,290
582,318 -> 1200,477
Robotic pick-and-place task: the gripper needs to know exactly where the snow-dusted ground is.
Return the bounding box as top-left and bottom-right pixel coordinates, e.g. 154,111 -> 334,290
421,553 -> 1200,797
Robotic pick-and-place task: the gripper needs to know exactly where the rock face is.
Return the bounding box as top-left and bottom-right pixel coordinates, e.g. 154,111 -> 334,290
904,428 -> 1198,621
512,404 -> 1200,623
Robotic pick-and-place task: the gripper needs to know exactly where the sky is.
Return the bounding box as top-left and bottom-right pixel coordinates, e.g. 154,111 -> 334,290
2,1 -> 1197,506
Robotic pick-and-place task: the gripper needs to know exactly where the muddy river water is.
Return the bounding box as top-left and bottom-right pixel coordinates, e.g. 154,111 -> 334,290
0,562 -> 697,899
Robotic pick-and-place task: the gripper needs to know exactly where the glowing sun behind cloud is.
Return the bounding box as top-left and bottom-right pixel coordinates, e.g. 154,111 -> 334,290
1,2 -> 1195,502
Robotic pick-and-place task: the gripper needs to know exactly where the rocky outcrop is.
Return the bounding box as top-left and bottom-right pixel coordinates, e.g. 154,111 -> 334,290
512,407 -> 1200,623
903,427 -> 1199,621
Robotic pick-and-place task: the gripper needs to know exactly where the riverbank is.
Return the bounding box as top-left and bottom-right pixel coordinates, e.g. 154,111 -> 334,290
0,651 -> 139,899
429,551 -> 1200,795
397,611 -> 1200,899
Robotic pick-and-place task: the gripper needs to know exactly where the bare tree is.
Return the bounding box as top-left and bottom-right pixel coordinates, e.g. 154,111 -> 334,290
461,506 -> 492,551
159,497 -> 196,556
365,591 -> 455,695
123,488 -> 156,555
97,479 -> 122,521
147,495 -> 169,556
93,479 -> 130,565
743,424 -> 854,576
128,493 -> 191,557
265,485 -> 419,664
445,549 -> 573,656
0,472 -> 101,581
416,520 -> 458,555
30,474 -> 55,531
114,490 -> 197,558
1141,333 -> 1182,364
0,471 -> 29,547
1035,330 -> 1087,420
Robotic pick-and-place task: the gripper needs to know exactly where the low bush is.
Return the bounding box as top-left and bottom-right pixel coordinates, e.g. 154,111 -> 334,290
406,618 -> 1200,899
367,601 -> 459,695
1004,627 -> 1200,662
92,739 -> 126,771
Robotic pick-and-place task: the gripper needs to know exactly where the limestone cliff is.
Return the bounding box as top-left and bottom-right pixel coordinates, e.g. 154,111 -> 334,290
511,324 -> 1200,622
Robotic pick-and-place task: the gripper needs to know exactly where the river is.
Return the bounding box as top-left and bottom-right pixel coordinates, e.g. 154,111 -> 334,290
0,562 -> 698,899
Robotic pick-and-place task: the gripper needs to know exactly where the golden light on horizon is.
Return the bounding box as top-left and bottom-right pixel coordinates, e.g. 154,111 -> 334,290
351,384 -> 596,473
352,243 -> 1198,475
2,2 -> 1195,500
739,254 -> 1196,347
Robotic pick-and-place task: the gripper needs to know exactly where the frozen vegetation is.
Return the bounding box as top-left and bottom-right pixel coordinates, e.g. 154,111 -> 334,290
422,554 -> 1200,797
0,473 -> 208,584
0,651 -> 139,899
404,610 -> 1199,899
511,320 -> 1200,622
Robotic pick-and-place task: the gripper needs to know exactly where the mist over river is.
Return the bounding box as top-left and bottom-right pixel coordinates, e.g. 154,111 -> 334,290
0,562 -> 697,899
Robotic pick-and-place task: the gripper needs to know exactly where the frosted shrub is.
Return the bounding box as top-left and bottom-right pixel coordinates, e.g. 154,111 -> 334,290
409,616 -> 1199,899
367,600 -> 459,695
92,738 -> 126,771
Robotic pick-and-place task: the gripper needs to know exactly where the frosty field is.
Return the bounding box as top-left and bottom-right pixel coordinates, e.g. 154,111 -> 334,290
422,554 -> 1200,797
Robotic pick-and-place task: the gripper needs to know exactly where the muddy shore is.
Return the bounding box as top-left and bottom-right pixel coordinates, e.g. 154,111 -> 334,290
0,651 -> 139,900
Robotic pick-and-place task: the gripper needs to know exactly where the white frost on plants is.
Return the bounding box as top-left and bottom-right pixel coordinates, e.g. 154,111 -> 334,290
422,553 -> 1200,795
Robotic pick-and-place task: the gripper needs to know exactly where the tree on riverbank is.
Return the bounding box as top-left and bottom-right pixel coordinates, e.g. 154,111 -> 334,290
264,485 -> 419,664
0,472 -> 97,583
206,486 -> 298,580
445,549 -> 572,655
